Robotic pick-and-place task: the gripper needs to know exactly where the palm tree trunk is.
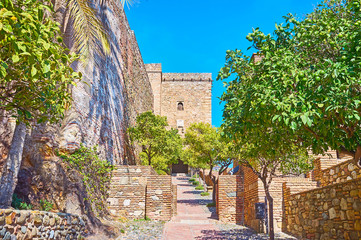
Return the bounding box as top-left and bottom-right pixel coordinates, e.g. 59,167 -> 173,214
0,122 -> 27,208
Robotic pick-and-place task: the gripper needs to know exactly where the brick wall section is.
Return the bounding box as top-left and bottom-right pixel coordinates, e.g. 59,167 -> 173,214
283,178 -> 361,239
240,164 -> 318,233
107,166 -> 175,221
172,184 -> 177,217
217,175 -> 244,224
318,159 -> 361,187
242,166 -> 263,232
146,175 -> 173,221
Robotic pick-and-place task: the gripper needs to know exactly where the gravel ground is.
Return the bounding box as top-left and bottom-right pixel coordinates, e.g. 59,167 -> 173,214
210,222 -> 298,240
115,220 -> 165,240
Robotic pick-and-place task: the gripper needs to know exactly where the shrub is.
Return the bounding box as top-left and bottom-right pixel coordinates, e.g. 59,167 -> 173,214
201,192 -> 210,196
195,185 -> 204,190
192,181 -> 199,185
57,144 -> 114,216
12,194 -> 32,210
206,202 -> 216,207
40,199 -> 54,212
156,169 -> 167,175
189,178 -> 195,182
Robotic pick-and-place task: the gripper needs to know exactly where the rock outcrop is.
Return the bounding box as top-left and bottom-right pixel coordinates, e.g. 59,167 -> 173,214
0,0 -> 153,228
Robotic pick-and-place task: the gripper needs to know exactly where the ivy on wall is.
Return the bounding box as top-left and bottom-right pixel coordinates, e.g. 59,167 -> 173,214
57,144 -> 114,215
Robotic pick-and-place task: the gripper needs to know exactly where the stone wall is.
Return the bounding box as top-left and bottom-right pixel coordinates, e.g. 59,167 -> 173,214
145,65 -> 212,136
230,165 -> 317,233
107,166 -> 176,221
315,159 -> 361,187
0,0 -> 154,220
217,175 -> 244,224
0,209 -> 85,239
283,178 -> 361,239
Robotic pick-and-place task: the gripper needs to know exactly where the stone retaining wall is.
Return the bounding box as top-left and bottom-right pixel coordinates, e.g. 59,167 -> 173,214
283,178 -> 361,239
0,209 -> 85,239
316,159 -> 361,187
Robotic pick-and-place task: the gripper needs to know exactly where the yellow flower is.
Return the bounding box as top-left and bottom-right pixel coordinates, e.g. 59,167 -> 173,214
11,16 -> 17,21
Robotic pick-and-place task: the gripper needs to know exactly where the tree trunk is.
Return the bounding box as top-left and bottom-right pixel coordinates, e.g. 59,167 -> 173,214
265,189 -> 275,240
0,122 -> 27,208
211,178 -> 217,203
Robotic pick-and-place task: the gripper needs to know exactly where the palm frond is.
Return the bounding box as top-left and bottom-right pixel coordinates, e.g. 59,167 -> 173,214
67,0 -> 110,59
120,0 -> 134,8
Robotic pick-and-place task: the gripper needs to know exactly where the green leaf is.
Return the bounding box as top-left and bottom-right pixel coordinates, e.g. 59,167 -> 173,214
12,55 -> 20,63
31,66 -> 37,76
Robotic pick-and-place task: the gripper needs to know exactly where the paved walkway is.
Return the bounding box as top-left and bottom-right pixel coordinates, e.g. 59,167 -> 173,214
162,175 -> 297,240
162,175 -> 218,240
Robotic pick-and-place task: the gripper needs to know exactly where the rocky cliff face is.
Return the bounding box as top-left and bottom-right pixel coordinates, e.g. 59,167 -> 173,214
0,0 -> 153,224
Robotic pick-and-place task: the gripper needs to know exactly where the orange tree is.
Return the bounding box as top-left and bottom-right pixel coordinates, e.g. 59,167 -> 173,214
0,0 -> 80,207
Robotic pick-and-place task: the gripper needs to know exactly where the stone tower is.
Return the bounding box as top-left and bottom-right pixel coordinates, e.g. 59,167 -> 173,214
145,63 -> 212,135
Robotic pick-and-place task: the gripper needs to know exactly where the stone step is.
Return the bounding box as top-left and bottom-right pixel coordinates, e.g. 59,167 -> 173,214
172,219 -> 212,224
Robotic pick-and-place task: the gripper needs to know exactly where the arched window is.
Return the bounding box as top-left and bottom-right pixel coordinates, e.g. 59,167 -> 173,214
177,102 -> 184,111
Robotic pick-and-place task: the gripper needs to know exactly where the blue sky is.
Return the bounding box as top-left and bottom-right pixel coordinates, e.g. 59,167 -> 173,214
125,0 -> 320,127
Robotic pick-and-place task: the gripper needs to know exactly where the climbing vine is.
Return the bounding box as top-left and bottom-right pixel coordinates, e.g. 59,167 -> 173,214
57,144 -> 114,215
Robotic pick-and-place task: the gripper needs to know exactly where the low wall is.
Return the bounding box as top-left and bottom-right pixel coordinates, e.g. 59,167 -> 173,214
283,178 -> 361,239
107,165 -> 176,221
217,175 -> 244,224
146,175 -> 173,221
316,159 -> 361,187
0,209 -> 84,239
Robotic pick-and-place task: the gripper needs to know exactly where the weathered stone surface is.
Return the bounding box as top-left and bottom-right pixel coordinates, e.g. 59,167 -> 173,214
1,0 -> 153,221
329,208 -> 337,219
123,199 -> 131,206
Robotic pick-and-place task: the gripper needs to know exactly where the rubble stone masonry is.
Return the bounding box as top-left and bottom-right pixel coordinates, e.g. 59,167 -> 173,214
0,209 -> 85,239
283,178 -> 361,239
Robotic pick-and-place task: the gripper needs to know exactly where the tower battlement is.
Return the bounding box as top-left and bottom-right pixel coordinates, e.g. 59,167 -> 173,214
162,73 -> 212,82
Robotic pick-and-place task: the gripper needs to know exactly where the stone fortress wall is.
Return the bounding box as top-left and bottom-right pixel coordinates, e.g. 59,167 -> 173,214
0,0 -> 154,222
145,64 -> 212,135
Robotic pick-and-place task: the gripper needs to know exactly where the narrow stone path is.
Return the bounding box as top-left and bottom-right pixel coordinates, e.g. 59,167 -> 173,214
162,175 -> 297,240
162,175 -> 218,240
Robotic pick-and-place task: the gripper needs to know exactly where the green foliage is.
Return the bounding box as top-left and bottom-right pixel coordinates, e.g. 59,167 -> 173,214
189,178 -> 195,182
0,0 -> 81,124
128,111 -> 183,173
39,199 -> 54,212
195,185 -> 204,190
192,173 -> 198,178
206,202 -> 216,207
218,0 -> 361,166
183,123 -> 234,171
58,144 -> 114,215
156,169 -> 168,175
200,192 -> 210,196
11,194 -> 32,210
192,181 -> 199,186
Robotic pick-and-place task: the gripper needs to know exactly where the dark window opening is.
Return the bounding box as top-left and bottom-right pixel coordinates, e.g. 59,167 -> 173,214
177,102 -> 184,111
